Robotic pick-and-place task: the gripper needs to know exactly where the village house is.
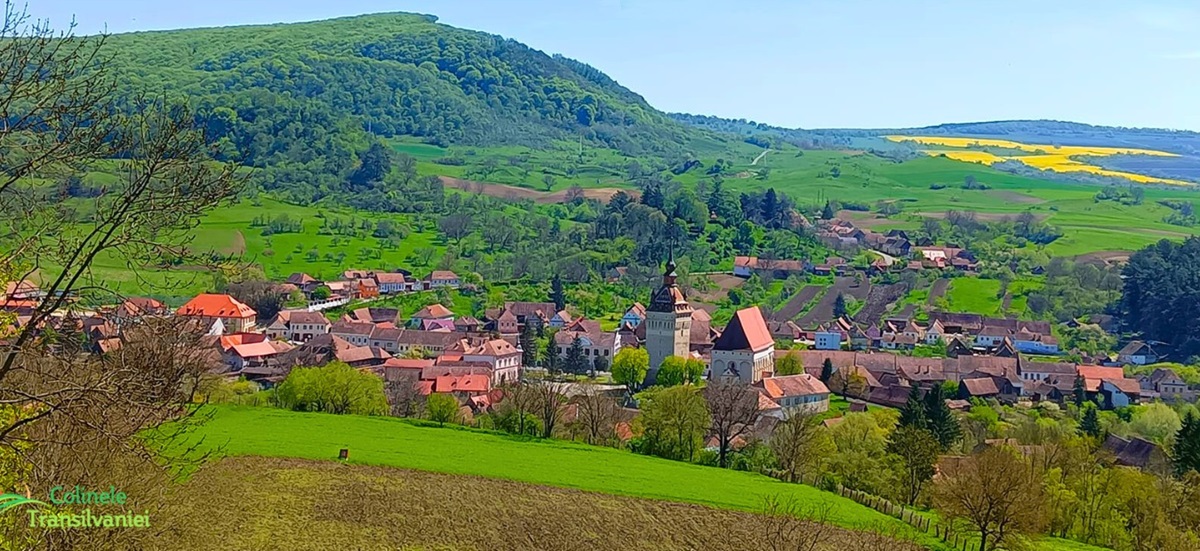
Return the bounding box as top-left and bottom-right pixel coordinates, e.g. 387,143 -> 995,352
330,320 -> 378,346
283,333 -> 392,369
1020,361 -> 1076,382
177,293 -> 257,333
1078,365 -> 1141,408
549,310 -> 573,328
347,307 -> 400,325
709,307 -> 775,384
367,326 -> 404,353
394,329 -> 464,357
446,337 -> 522,384
621,303 -> 647,328
813,326 -> 843,350
114,297 -> 168,322
265,310 -> 332,342
410,304 -> 455,327
425,270 -> 461,289
1140,368 -> 1188,398
486,301 -> 557,335
373,272 -> 413,294
554,327 -> 621,364
454,316 -> 483,333
755,373 -> 831,415
1118,341 -> 1160,366
1013,330 -> 1060,355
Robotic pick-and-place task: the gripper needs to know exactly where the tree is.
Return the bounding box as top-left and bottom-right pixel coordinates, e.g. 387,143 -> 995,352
520,323 -> 539,367
225,280 -> 289,322
592,355 -> 608,378
612,348 -> 649,393
888,426 -> 939,505
1073,374 -> 1087,408
437,213 -> 473,245
1079,405 -> 1102,439
565,337 -> 588,375
923,383 -> 962,450
534,382 -> 565,438
542,337 -> 560,374
819,358 -> 834,384
351,142 -> 392,187
770,413 -> 834,483
774,351 -> 802,376
656,356 -> 697,387
1129,402 -> 1182,445
897,385 -> 927,429
495,382 -> 540,436
425,393 -> 460,426
571,386 -> 622,446
637,386 -> 709,462
704,380 -> 760,468
310,286 -> 332,300
821,201 -> 835,220
933,446 -> 1046,551
550,274 -> 566,311
385,372 -> 426,418
833,293 -> 848,319
1174,411 -> 1200,476
541,174 -> 556,191
275,362 -> 389,415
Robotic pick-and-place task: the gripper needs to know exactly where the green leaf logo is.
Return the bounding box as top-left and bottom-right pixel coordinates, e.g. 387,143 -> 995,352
0,493 -> 47,514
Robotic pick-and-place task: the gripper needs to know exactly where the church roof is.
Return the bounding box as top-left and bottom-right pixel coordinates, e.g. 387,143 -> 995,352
713,307 -> 774,353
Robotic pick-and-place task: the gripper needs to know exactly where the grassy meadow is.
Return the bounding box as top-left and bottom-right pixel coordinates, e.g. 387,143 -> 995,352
167,405 -> 1108,551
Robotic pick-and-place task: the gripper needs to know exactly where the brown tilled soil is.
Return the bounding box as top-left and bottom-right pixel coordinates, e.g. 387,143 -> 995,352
145,457 -> 919,551
439,176 -> 635,204
772,285 -> 824,322
927,278 -> 950,305
1075,250 -> 1130,266
797,277 -> 870,327
691,274 -> 746,304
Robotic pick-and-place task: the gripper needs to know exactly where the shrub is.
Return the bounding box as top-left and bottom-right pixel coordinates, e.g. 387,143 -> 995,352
274,362 -> 388,415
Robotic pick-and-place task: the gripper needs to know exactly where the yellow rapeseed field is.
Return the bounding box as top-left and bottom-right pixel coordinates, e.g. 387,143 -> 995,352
885,135 -> 1190,185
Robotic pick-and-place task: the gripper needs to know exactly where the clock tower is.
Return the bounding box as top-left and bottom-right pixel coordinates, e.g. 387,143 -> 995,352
644,254 -> 692,384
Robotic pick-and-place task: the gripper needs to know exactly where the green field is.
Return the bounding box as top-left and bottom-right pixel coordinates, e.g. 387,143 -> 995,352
174,406 -> 1106,551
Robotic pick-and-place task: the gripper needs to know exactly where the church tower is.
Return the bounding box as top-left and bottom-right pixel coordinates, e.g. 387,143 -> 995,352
644,254 -> 692,384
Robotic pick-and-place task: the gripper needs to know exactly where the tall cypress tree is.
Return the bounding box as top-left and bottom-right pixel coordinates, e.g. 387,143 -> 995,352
898,385 -> 927,429
543,337 -> 560,374
820,358 -> 834,384
565,337 -> 587,375
1173,411 -> 1200,476
923,384 -> 961,450
550,274 -> 566,312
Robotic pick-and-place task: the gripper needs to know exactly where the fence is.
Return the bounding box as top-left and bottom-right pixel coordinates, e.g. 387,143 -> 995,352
306,297 -> 350,312
790,471 -> 976,551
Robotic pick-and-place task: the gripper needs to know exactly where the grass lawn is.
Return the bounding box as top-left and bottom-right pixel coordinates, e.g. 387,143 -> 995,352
942,277 -> 1004,315
179,405 -> 948,548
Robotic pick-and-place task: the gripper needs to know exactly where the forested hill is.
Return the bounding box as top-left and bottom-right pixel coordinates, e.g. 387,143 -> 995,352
103,12 -> 702,172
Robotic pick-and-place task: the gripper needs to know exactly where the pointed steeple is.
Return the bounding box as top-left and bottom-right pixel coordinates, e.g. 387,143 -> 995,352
663,250 -> 678,285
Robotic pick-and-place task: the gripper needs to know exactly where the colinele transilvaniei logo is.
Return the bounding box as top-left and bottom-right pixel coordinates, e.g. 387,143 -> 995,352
0,486 -> 150,529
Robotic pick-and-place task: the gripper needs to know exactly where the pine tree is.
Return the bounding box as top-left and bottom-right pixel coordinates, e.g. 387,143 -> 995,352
833,293 -> 848,319
565,337 -> 587,375
1079,404 -> 1102,439
543,337 -> 560,374
519,324 -> 538,367
898,385 -> 927,429
1073,374 -> 1087,408
1173,411 -> 1200,476
922,384 -> 961,450
821,200 -> 835,220
550,274 -> 566,312
820,358 -> 834,384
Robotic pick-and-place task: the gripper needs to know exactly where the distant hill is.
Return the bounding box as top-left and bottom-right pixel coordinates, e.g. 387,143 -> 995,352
104,13 -> 707,173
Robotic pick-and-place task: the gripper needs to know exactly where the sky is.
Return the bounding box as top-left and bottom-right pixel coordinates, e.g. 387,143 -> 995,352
32,0 -> 1200,130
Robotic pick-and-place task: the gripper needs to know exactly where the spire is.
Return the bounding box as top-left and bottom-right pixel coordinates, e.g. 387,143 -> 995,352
663,250 -> 677,285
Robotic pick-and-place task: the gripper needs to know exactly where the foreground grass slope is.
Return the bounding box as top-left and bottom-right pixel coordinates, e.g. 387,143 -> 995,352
176,406 -> 1109,551
151,456 -> 922,551
184,406 -> 940,545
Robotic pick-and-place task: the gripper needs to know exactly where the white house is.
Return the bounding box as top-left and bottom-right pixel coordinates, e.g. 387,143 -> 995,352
1118,341 -> 1159,366
756,373 -> 831,415
1013,331 -> 1060,355
425,270 -> 461,289
814,330 -> 842,351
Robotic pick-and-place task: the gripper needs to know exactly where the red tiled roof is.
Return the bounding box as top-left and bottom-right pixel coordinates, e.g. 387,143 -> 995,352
713,307 -> 773,352
178,294 -> 256,319
428,271 -> 459,281
1077,365 -> 1126,392
373,272 -> 409,284
230,341 -> 280,359
434,374 -> 490,394
961,377 -> 1000,396
759,374 -> 830,399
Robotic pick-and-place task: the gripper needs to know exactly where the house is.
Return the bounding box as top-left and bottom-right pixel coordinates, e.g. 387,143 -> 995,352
1078,365 -> 1140,408
425,270 -> 461,289
265,310 -> 331,342
367,326 -> 405,353
114,297 -> 168,321
709,307 -> 775,384
1013,330 -> 1060,355
356,278 -> 379,299
347,307 -> 400,325
177,293 -> 257,333
733,256 -> 757,278
286,273 -> 318,288
1142,368 -> 1188,397
410,304 -> 455,327
756,374 -> 831,415
1020,361 -> 1075,382
814,328 -> 843,350
330,320 -> 377,347
975,326 -> 1012,348
395,329 -> 463,357
549,310 -> 573,328
881,333 -> 917,351
224,340 -> 292,371
454,316 -> 483,333
621,303 -> 647,328
959,377 -> 1001,400
491,301 -> 557,333
1118,341 -> 1159,365
449,338 -> 522,384
554,329 -> 621,367
1102,434 -> 1170,473
373,272 -> 412,295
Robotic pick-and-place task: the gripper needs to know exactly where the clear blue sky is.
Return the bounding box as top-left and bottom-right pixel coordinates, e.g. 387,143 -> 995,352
34,0 -> 1200,130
